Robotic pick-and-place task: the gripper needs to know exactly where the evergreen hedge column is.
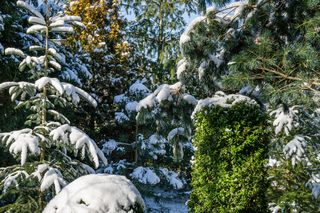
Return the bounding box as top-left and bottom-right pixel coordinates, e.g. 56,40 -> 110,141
188,96 -> 269,212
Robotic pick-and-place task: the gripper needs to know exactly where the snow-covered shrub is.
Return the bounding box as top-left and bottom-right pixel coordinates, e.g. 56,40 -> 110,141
43,174 -> 145,213
189,99 -> 268,212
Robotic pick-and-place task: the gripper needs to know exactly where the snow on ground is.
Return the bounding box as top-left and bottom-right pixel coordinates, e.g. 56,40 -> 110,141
43,174 -> 145,213
144,188 -> 189,213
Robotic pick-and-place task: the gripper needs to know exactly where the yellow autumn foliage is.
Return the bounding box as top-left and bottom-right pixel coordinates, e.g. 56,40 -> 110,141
66,0 -> 128,61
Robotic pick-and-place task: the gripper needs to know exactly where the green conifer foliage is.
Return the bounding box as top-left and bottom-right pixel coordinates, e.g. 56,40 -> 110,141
189,100 -> 268,213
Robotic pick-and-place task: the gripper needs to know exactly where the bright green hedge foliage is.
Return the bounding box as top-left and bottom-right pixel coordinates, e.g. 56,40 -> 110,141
188,102 -> 269,213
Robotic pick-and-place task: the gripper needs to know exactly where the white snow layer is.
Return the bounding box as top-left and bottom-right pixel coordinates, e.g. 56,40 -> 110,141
214,1 -> 248,22
269,205 -> 282,213
0,43 -> 3,54
0,82 -> 34,95
5,48 -> 26,58
17,1 -> 44,19
115,112 -> 129,124
61,82 -> 97,107
192,91 -> 257,118
270,106 -> 298,136
176,58 -> 188,81
283,135 -> 307,166
267,157 -> 281,167
131,166 -> 160,185
182,93 -> 198,105
160,168 -> 184,189
114,94 -> 128,104
43,174 -> 145,213
141,134 -> 167,159
2,77 -> 97,107
136,93 -> 156,111
136,82 -> 191,111
307,173 -> 320,199
50,124 -> 107,168
0,129 -> 39,165
180,16 -> 206,46
239,85 -> 261,97
167,127 -> 185,141
40,167 -> 67,194
129,80 -> 150,95
31,163 -> 50,181
155,84 -> 173,103
198,61 -> 207,80
2,171 -> 29,193
102,139 -> 118,155
125,101 -> 138,113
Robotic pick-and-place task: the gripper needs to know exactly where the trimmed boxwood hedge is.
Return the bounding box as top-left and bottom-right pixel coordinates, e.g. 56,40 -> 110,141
188,102 -> 269,213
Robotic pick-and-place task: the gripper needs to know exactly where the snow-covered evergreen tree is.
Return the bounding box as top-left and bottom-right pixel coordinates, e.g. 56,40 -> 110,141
132,80 -> 197,194
0,1 -> 107,211
0,0 -> 90,133
98,78 -> 197,200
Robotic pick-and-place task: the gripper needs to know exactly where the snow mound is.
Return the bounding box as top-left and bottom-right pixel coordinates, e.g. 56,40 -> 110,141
43,174 -> 145,213
192,91 -> 257,119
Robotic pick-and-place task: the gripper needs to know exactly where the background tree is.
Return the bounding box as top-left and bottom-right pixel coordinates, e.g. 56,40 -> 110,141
122,0 -> 197,84
66,0 -> 131,140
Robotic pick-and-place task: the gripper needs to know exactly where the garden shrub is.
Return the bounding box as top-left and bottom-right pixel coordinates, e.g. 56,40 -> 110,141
188,101 -> 269,213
